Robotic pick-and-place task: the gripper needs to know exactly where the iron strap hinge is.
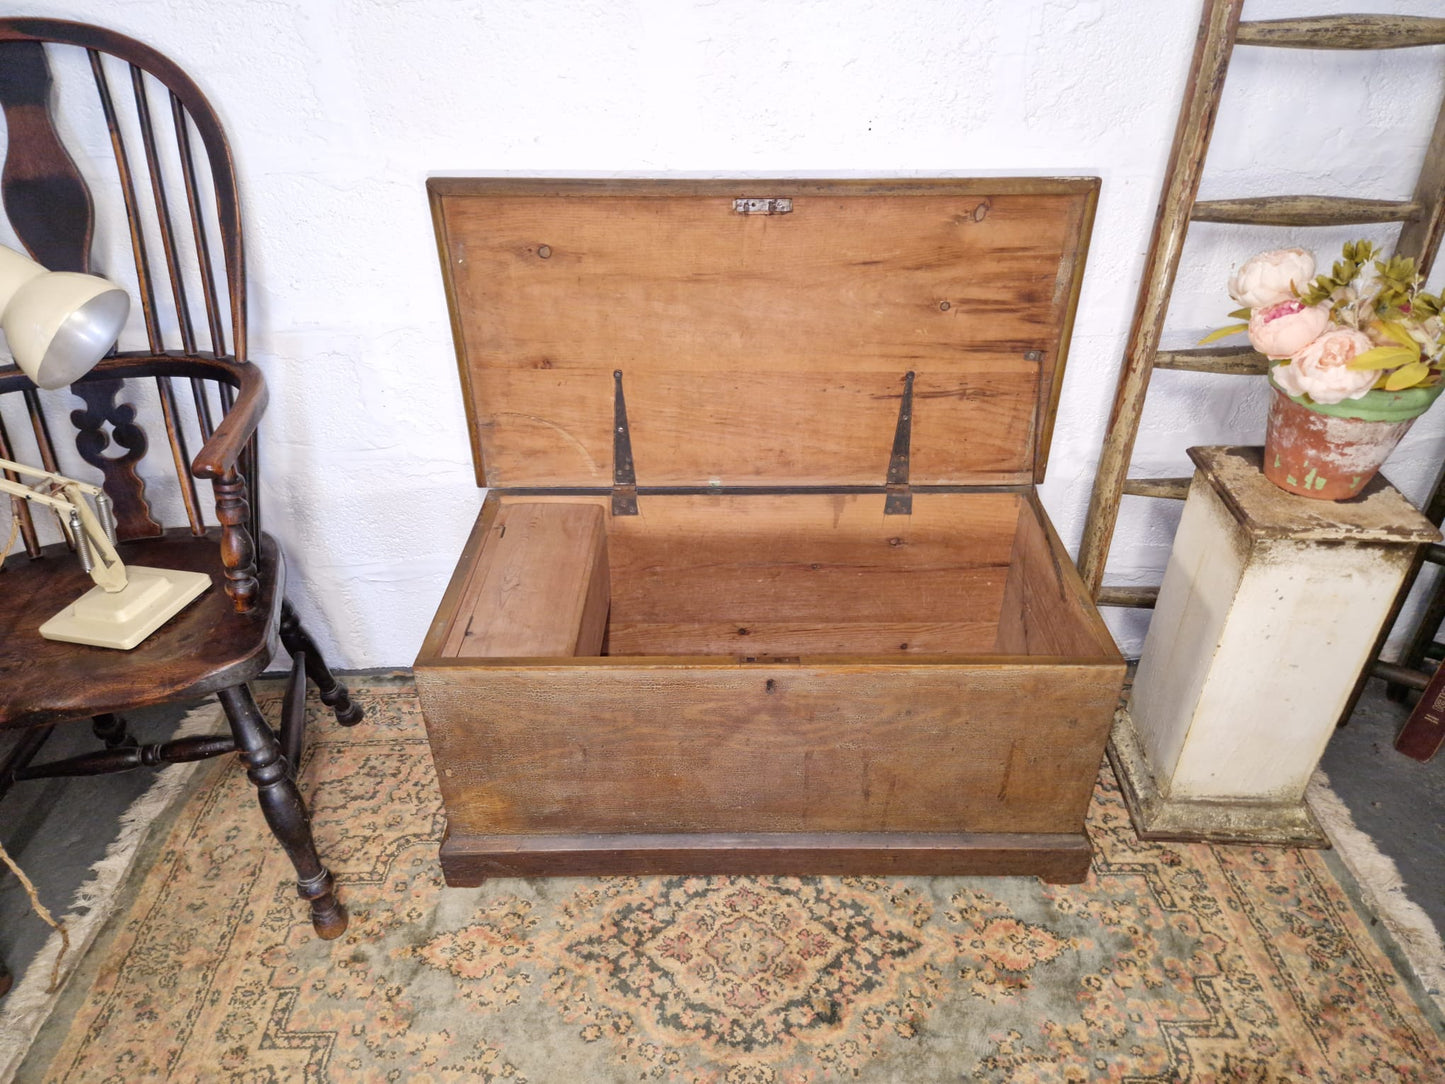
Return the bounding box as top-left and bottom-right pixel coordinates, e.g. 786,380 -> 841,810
612,369 -> 639,515
884,371 -> 915,515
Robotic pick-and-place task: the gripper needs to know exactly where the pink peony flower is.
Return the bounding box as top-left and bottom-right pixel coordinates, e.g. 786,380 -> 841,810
1247,300 -> 1331,360
1229,248 -> 1316,309
1272,327 -> 1378,404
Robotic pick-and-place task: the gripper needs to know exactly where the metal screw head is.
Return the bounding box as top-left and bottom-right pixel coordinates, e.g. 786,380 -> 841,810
939,301 -> 951,311
537,244 -> 552,259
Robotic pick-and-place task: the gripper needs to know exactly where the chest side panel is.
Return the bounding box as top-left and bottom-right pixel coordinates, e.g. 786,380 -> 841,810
431,178 -> 1097,489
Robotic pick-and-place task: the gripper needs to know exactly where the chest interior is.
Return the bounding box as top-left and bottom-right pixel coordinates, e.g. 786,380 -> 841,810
422,176 -> 1111,666
429,490 -> 1115,663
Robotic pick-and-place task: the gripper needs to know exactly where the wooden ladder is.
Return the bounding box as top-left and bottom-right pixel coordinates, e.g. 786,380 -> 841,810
1077,2 -> 1445,619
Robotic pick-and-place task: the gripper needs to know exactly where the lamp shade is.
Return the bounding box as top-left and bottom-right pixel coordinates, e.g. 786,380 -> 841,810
0,245 -> 129,389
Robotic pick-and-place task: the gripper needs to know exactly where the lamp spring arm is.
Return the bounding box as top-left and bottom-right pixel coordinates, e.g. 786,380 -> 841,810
95,492 -> 117,546
70,510 -> 94,573
0,467 -> 127,592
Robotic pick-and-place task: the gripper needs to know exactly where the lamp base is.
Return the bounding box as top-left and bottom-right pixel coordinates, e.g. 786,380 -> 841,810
40,566 -> 212,650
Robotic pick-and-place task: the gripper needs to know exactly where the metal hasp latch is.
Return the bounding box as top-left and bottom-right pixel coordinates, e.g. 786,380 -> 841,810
884,371 -> 915,515
733,197 -> 793,216
611,369 -> 639,515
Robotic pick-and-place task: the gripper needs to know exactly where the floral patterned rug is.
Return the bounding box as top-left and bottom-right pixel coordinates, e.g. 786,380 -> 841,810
16,682 -> 1444,1082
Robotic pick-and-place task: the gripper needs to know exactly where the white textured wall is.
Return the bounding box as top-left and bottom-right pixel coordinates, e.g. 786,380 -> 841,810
7,0 -> 1445,666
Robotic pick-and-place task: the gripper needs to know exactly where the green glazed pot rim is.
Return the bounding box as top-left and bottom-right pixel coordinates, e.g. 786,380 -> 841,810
1268,371 -> 1445,422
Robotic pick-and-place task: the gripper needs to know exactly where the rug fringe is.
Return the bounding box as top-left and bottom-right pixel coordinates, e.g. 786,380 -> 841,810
0,702 -> 224,1082
1308,769 -> 1445,1017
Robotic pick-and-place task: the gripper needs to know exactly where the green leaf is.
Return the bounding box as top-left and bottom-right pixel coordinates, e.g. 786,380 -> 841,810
1198,323 -> 1249,345
1226,307 -> 1253,320
1385,361 -> 1432,390
1346,345 -> 1419,371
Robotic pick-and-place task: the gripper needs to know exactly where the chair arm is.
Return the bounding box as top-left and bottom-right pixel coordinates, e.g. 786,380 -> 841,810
64,352 -> 268,480
191,362 -> 267,480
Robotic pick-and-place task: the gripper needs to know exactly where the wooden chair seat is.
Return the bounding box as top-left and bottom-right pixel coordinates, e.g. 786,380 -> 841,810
0,531 -> 281,730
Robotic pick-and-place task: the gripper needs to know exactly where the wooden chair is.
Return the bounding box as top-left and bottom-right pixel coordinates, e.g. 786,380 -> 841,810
0,17 -> 362,964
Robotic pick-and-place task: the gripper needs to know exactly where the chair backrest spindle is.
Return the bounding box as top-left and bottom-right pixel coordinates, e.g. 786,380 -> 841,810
173,94 -> 226,361
88,50 -> 162,352
131,63 -> 196,357
0,18 -> 262,570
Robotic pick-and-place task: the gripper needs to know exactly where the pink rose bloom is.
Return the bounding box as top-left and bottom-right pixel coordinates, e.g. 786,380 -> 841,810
1229,248 -> 1316,309
1272,327 -> 1378,404
1247,299 -> 1331,360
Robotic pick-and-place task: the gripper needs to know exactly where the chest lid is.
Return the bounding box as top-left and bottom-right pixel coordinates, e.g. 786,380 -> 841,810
429,178 -> 1097,492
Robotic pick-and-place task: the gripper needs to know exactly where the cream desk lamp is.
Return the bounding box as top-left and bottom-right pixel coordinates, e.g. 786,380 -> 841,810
0,244 -> 210,649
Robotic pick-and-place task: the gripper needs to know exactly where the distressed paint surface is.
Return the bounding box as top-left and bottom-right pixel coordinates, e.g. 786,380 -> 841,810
1132,451 -> 1433,812
1171,535 -> 1413,801
1262,392 -> 1419,501
1131,474 -> 1245,785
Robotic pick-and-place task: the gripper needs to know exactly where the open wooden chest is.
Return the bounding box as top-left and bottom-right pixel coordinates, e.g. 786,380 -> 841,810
416,178 -> 1124,885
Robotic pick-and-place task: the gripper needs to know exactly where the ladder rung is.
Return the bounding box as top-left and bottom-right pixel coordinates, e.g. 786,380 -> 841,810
1237,15 -> 1445,50
1372,660 -> 1430,692
1154,347 -> 1267,375
1123,477 -> 1191,500
1192,195 -> 1421,227
1097,585 -> 1159,609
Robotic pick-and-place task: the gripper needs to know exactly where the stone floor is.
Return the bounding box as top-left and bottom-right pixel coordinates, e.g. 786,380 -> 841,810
1319,684 -> 1445,937
1,674 -> 1442,1000
0,701 -> 193,988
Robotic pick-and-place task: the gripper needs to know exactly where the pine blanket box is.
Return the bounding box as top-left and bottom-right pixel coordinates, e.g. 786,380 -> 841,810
415,178 -> 1124,885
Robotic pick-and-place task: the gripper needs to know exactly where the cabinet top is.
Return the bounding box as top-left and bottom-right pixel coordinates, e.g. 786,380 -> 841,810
1188,446 -> 1440,544
428,177 -> 1098,492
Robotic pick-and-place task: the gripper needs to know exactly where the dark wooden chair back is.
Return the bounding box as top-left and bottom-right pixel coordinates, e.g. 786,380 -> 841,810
0,18 -> 262,609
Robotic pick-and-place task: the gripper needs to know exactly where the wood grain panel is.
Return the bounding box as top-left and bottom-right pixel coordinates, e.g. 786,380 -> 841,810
604,619 -> 1003,658
605,492 -> 1014,635
995,494 -> 1121,657
444,501 -> 609,658
609,560 -> 1007,624
600,490 -> 1023,542
431,179 -> 1096,488
416,661 -> 1123,839
472,366 -> 1040,487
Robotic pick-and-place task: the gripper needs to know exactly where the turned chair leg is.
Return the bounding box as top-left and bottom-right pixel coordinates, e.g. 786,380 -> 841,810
279,602 -> 363,726
216,684 -> 347,940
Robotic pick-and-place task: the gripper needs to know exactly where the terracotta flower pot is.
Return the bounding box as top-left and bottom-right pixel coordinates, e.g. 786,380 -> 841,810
1263,377 -> 1444,500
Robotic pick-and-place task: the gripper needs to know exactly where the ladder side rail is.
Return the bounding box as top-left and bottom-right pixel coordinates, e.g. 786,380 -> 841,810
1077,0 -> 1245,598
